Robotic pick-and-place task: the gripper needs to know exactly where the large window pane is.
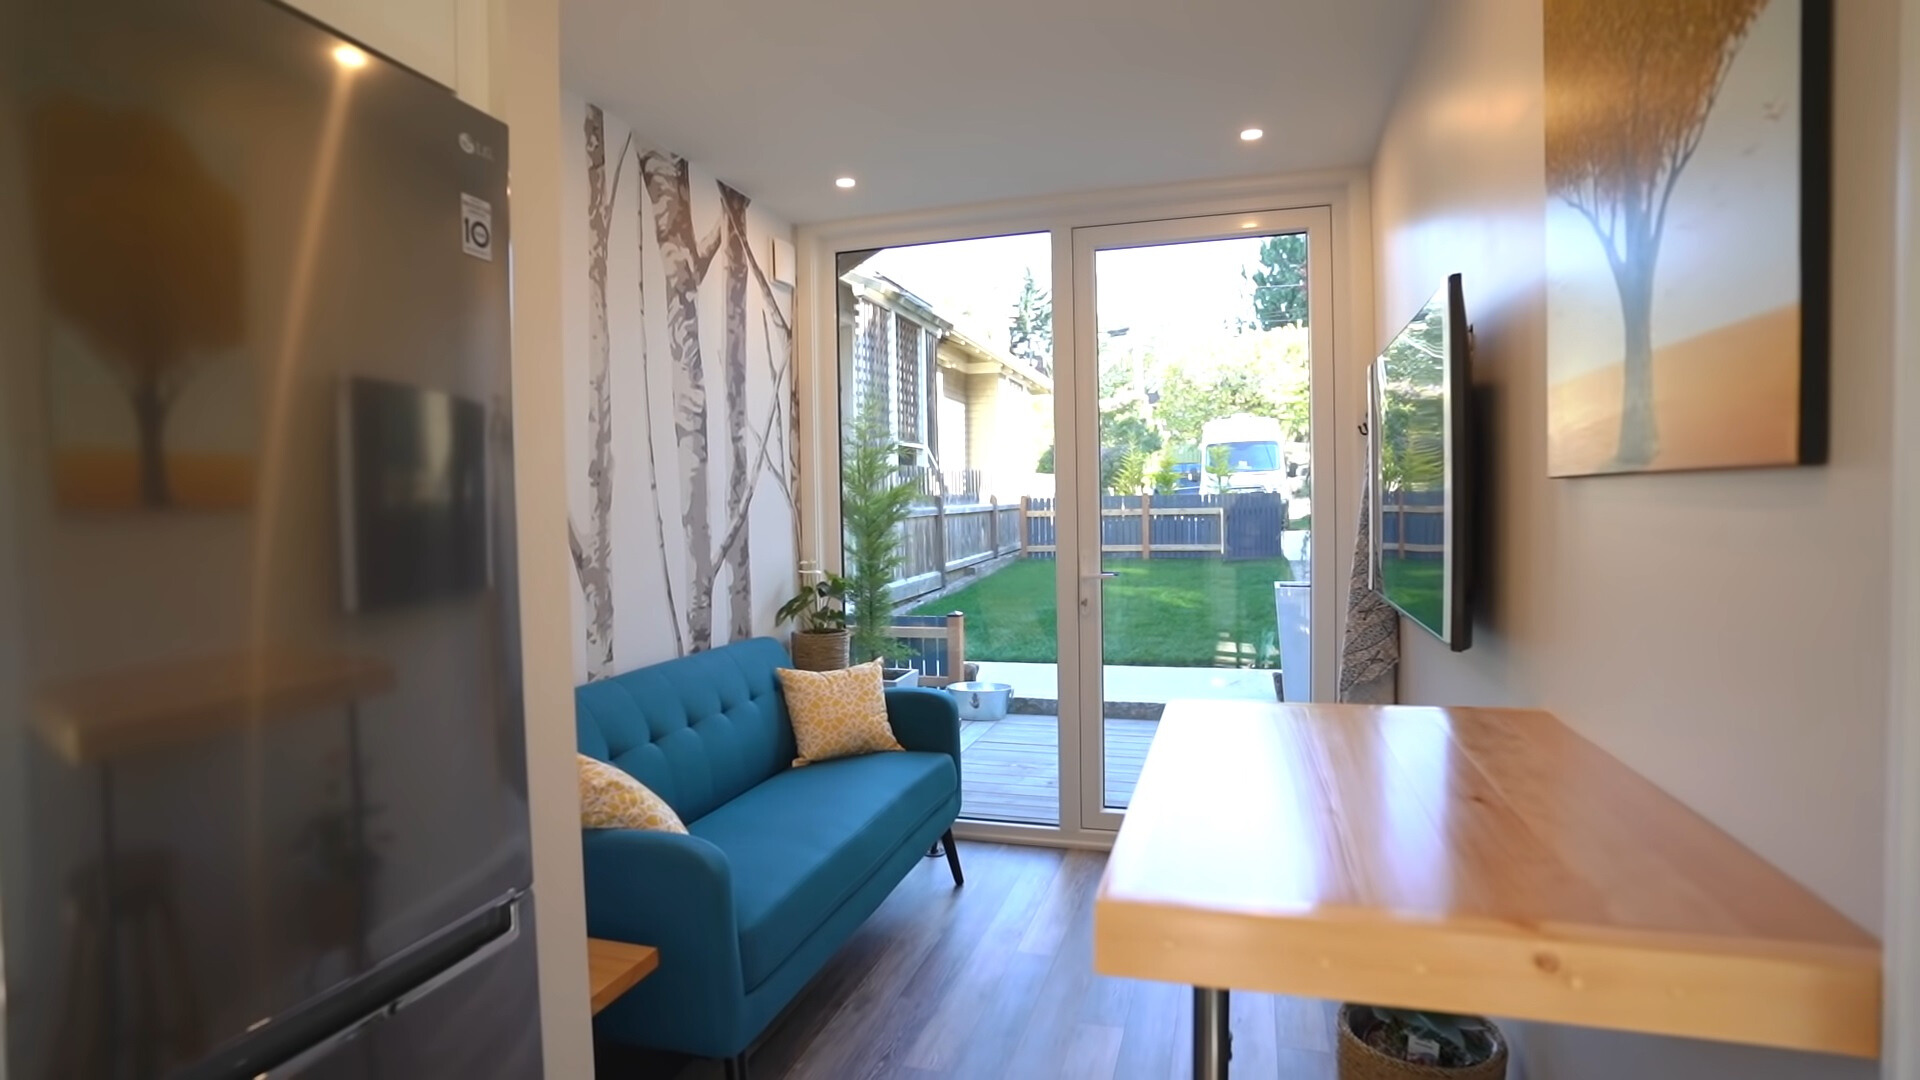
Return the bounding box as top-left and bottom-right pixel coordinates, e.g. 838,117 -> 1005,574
1092,234 -> 1313,809
837,234 -> 1057,825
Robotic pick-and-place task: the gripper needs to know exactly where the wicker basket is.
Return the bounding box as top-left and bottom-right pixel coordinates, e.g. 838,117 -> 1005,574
790,630 -> 850,671
1336,1006 -> 1508,1080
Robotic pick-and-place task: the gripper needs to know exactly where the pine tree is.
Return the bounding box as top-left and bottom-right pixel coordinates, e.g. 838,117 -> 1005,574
842,401 -> 918,664
1248,234 -> 1309,330
1008,268 -> 1052,371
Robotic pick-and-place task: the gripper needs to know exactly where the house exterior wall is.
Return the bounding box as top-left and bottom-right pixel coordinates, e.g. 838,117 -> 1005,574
938,368 -> 969,477
961,371 -> 1051,501
964,370 -> 996,484
846,287 -> 942,451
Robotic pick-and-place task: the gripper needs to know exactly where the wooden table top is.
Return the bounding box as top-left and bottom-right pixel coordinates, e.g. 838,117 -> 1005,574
588,938 -> 659,1015
1094,701 -> 1881,1059
35,651 -> 396,765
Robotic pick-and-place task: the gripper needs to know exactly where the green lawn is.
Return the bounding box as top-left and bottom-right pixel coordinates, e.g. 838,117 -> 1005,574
910,557 -> 1294,668
1380,555 -> 1444,635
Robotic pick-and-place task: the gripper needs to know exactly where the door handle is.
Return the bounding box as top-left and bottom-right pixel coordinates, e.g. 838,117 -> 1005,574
1079,571 -> 1116,611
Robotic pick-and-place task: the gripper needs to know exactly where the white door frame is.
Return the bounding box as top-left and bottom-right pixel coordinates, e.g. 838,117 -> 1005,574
793,170 -> 1374,848
1067,209 -> 1338,832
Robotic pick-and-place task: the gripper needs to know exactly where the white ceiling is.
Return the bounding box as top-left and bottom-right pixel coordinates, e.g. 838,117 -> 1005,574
562,0 -> 1435,226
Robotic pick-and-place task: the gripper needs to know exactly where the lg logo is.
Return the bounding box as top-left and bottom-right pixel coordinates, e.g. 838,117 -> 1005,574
458,131 -> 496,161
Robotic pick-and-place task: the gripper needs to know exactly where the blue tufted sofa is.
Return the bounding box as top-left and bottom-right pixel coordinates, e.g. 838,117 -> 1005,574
574,637 -> 963,1078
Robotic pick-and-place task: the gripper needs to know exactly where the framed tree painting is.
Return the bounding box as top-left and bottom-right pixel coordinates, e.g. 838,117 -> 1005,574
1544,0 -> 1832,476
30,97 -> 255,511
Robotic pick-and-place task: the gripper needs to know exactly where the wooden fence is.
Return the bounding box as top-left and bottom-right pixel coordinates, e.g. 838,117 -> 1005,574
885,491 -> 1292,603
1020,496 -> 1225,558
1377,490 -> 1445,556
899,464 -> 987,502
1017,492 -> 1289,561
881,612 -> 967,686
890,497 -> 1025,603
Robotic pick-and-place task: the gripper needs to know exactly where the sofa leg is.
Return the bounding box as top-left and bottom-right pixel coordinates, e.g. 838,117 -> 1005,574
941,828 -> 963,886
723,1052 -> 749,1080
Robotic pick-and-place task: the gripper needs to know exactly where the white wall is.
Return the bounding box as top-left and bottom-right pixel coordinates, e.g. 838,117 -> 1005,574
558,90 -> 799,680
1884,3 -> 1920,1074
1370,0 -> 1896,1077
488,1 -> 595,1077
280,0 -> 491,104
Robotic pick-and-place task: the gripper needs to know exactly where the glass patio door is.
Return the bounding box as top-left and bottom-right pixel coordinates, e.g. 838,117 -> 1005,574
832,235 -> 1063,828
1065,210 -> 1335,831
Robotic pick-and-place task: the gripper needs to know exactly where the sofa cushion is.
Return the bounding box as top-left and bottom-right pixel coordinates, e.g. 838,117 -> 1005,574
688,750 -> 957,989
575,638 -> 797,823
776,661 -> 903,766
577,754 -> 686,833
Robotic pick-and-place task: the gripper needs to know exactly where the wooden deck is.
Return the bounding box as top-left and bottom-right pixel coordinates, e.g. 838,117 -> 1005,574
957,714 -> 1158,825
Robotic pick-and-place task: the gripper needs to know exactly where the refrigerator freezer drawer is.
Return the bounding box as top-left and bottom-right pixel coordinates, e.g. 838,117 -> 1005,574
258,896 -> 541,1080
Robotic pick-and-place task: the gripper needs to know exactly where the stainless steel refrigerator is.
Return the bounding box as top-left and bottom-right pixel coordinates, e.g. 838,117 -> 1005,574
0,0 -> 543,1075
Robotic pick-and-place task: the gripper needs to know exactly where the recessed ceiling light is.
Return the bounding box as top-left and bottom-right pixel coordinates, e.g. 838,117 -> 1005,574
1240,221 -> 1259,229
332,44 -> 369,69
835,176 -> 857,189
1239,127 -> 1264,142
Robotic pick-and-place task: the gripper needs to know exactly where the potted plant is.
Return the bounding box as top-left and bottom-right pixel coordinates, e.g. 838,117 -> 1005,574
1337,1006 -> 1507,1080
778,572 -> 850,671
841,400 -> 918,668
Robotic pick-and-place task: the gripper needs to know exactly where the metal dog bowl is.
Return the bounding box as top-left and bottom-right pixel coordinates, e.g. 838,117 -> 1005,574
946,681 -> 1014,722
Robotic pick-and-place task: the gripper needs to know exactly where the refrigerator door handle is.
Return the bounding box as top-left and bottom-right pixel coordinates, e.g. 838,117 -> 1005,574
386,896 -> 523,1015
260,897 -> 525,1078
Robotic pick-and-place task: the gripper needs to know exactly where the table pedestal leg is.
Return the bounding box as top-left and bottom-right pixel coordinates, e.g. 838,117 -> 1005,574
1192,986 -> 1231,1079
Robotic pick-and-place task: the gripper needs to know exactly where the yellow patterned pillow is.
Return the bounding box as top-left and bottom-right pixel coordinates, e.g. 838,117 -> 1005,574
776,660 -> 904,766
577,754 -> 686,833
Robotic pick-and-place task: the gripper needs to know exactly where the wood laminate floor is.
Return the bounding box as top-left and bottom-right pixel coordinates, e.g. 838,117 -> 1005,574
595,842 -> 1339,1080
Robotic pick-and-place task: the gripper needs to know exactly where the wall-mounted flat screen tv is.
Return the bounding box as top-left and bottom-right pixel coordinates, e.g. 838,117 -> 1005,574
1372,274 -> 1472,651
338,376 -> 489,612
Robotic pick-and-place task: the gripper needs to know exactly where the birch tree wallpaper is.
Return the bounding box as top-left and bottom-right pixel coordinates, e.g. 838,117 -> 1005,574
562,93 -> 798,681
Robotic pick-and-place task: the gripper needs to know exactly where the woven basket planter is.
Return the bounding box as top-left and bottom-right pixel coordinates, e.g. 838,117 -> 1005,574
790,630 -> 850,672
1337,1006 -> 1507,1080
